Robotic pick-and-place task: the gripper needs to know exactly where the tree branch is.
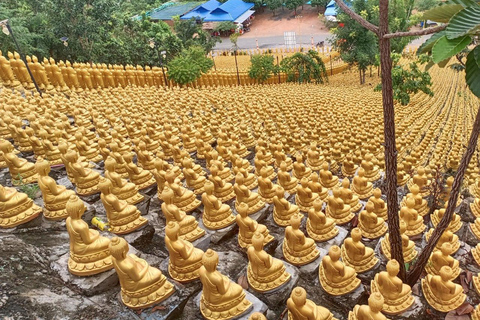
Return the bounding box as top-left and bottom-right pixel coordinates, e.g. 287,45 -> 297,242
333,0 -> 380,35
383,24 -> 447,39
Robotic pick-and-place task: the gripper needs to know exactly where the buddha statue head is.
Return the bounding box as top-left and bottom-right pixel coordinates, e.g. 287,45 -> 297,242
248,312 -> 267,320
290,287 -> 307,306
0,139 -> 13,154
410,184 -> 420,195
204,180 -> 214,195
260,167 -> 269,179
351,227 -> 363,242
237,202 -> 249,218
439,266 -> 453,282
373,188 -> 382,199
440,242 -> 453,256
275,186 -> 285,199
202,249 -> 219,272
332,187 -> 341,198
99,178 -> 113,195
342,179 -> 350,189
300,178 -> 308,188
289,213 -> 302,229
406,197 -> 415,209
65,149 -> 79,163
280,161 -> 288,172
165,221 -> 180,241
252,232 -> 265,251
109,237 -> 128,260
368,292 -> 385,313
328,245 -> 341,261
313,198 -> 323,211
446,176 -> 454,187
365,154 -> 373,162
417,167 -> 425,176
365,201 -> 375,213
358,167 -> 366,178
296,154 -> 304,163
235,172 -> 245,185
182,158 -> 193,169
210,165 -> 219,177
35,157 -> 51,176
66,195 -> 86,219
123,152 -> 133,163
386,259 -> 400,277
161,187 -> 175,205
165,171 -> 177,184
311,173 -> 319,183
322,162 -> 329,171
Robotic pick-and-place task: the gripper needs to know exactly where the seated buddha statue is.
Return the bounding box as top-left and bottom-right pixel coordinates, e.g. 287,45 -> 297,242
399,197 -> 426,237
319,245 -> 361,296
278,161 -> 298,194
287,286 -> 336,320
308,173 -> 329,201
442,176 -> 461,206
340,179 -> 362,212
0,142 -> 37,184
166,170 -> 201,213
156,157 -> 184,181
425,228 -> 460,253
295,178 -> 319,212
254,158 -> 276,181
293,154 -> 312,181
425,243 -> 460,279
104,156 -> 144,205
136,142 -> 155,171
247,232 -> 291,292
199,249 -> 252,319
349,292 -> 387,320
182,158 -> 207,195
371,259 -> 414,315
232,162 -> 257,190
232,154 -> 253,173
306,198 -> 338,242
381,221 -> 417,263
358,202 -> 387,239
236,202 -> 274,248
407,167 -> 430,196
273,186 -> 300,227
109,237 -> 175,310
431,201 -> 462,233
470,197 -> 480,219
326,188 -> 354,225
471,217 -> 480,240
0,184 -> 42,228
360,154 -> 380,182
400,184 -> 428,217
161,187 -> 205,242
165,221 -> 204,283
319,163 -> 340,189
65,195 -> 113,275
74,131 -> 102,163
255,145 -> 274,166
36,157 -> 76,220
123,152 -> 156,191
202,181 -> 235,230
306,143 -> 325,171
258,167 -> 278,204
64,150 -> 101,196
99,179 -> 148,234
208,153 -> 234,183
183,156 -> 205,176
397,164 -> 409,187
368,188 -> 388,220
341,228 -> 378,273
234,173 -> 265,215
342,153 -> 358,178
283,213 -> 319,266
274,145 -> 293,171
421,266 -> 466,312
351,168 -> 373,200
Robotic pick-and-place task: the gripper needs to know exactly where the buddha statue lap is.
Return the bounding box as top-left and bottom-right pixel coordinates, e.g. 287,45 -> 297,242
123,152 -> 156,191
351,168 -> 373,200
234,173 -> 265,215
166,170 -> 201,213
358,202 -> 387,239
319,245 -> 361,295
399,197 -> 426,237
287,286 -> 336,320
421,266 -> 466,312
0,184 -> 42,228
283,213 -> 319,266
425,243 -> 460,279
348,292 -> 388,320
202,181 -> 235,230
306,198 -> 339,242
295,178 -> 319,213
278,161 -> 298,194
319,163 -> 340,189
341,228 -> 378,273
326,188 -> 354,225
309,173 -> 329,201
65,195 -> 113,275
104,157 -> 144,205
381,221 -> 417,263
273,186 -> 300,227
258,167 -> 279,204
109,237 -> 175,310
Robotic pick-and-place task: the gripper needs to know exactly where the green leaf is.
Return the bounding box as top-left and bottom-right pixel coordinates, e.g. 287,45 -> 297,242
423,4 -> 463,23
475,45 -> 480,68
432,35 -> 471,63
438,56 -> 451,67
446,6 -> 480,39
417,31 -> 445,55
448,0 -> 478,6
466,46 -> 480,97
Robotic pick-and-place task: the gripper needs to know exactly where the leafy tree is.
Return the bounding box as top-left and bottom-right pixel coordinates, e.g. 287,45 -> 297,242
280,50 -> 328,83
245,0 -> 266,9
285,0 -> 303,15
311,0 -> 330,10
266,0 -> 284,15
167,46 -> 213,85
173,17 -> 219,53
214,21 -> 237,32
414,0 -> 440,11
248,54 -> 278,83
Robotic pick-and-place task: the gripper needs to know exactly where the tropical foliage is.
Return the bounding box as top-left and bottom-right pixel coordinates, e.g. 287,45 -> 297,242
248,54 -> 279,83
280,50 -> 328,83
167,46 -> 213,85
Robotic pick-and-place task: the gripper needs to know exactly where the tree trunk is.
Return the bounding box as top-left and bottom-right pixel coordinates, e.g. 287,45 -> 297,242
359,68 -> 362,84
370,66 -> 372,77
406,103 -> 480,287
362,69 -> 366,84
379,0 -> 406,281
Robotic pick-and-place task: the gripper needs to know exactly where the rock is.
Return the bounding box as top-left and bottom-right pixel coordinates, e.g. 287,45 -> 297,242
357,259 -> 382,284
82,202 -> 96,225
79,192 -> 101,204
56,177 -> 74,190
122,223 -> 155,250
142,185 -> 158,197
197,218 -> 238,244
136,194 -> 151,216
50,253 -> 118,297
395,295 -> 429,320
319,278 -> 367,313
90,198 -> 106,216
216,251 -> 249,281
316,226 -> 349,251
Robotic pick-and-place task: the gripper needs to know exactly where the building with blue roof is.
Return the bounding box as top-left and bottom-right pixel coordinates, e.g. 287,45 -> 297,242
181,0 -> 221,20
181,0 -> 254,24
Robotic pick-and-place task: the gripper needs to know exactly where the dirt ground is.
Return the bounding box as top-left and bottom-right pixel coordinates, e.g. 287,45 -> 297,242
244,4 -> 330,38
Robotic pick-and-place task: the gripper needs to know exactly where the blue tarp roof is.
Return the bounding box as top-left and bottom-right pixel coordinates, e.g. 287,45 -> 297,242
324,0 -> 350,16
181,0 -> 221,19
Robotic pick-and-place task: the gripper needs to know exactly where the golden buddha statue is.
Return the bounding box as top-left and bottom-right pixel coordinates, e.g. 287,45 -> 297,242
99,179 -> 148,234
319,245 -> 361,295
425,243 -> 460,279
319,162 -> 340,189
348,292 -> 387,320
351,168 -> 373,200
287,286 -> 336,320
425,228 -> 460,253
183,158 -> 207,195
470,197 -> 480,219
274,145 -> 293,171
421,266 -> 466,312
234,172 -> 265,215
471,217 -> 480,240
472,304 -> 480,320
283,213 -> 319,266
326,187 -> 354,225
340,179 -> 362,212
249,312 -> 267,320
254,158 -> 276,181
208,165 -> 235,203
370,259 -> 414,315
165,221 -> 204,282
306,198 -> 339,242
104,156 -> 144,205
397,164 -> 409,187
408,167 -> 430,196
295,178 -> 319,213
258,167 -> 278,204
399,197 -> 425,237
0,184 -> 42,228
199,249 -> 252,320
65,195 -> 113,275
247,232 -> 291,292
342,153 -> 358,178
123,152 -> 156,191
255,145 -> 274,166
109,237 -> 175,310
431,201 -> 462,233
278,161 -> 298,194
0,142 -> 37,184
273,186 -> 300,226
306,143 -> 325,171
74,131 -> 102,163
309,173 -> 329,201
236,202 -> 274,248
202,181 -> 235,230
36,157 -> 76,220
161,187 -> 205,242
136,142 -> 156,170
367,188 -> 388,220
64,150 -> 101,196
232,161 -> 257,191
358,202 -> 387,239
165,170 -> 201,213
381,220 -> 417,263
360,154 -> 380,182
400,184 -> 429,217
341,228 -> 378,273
